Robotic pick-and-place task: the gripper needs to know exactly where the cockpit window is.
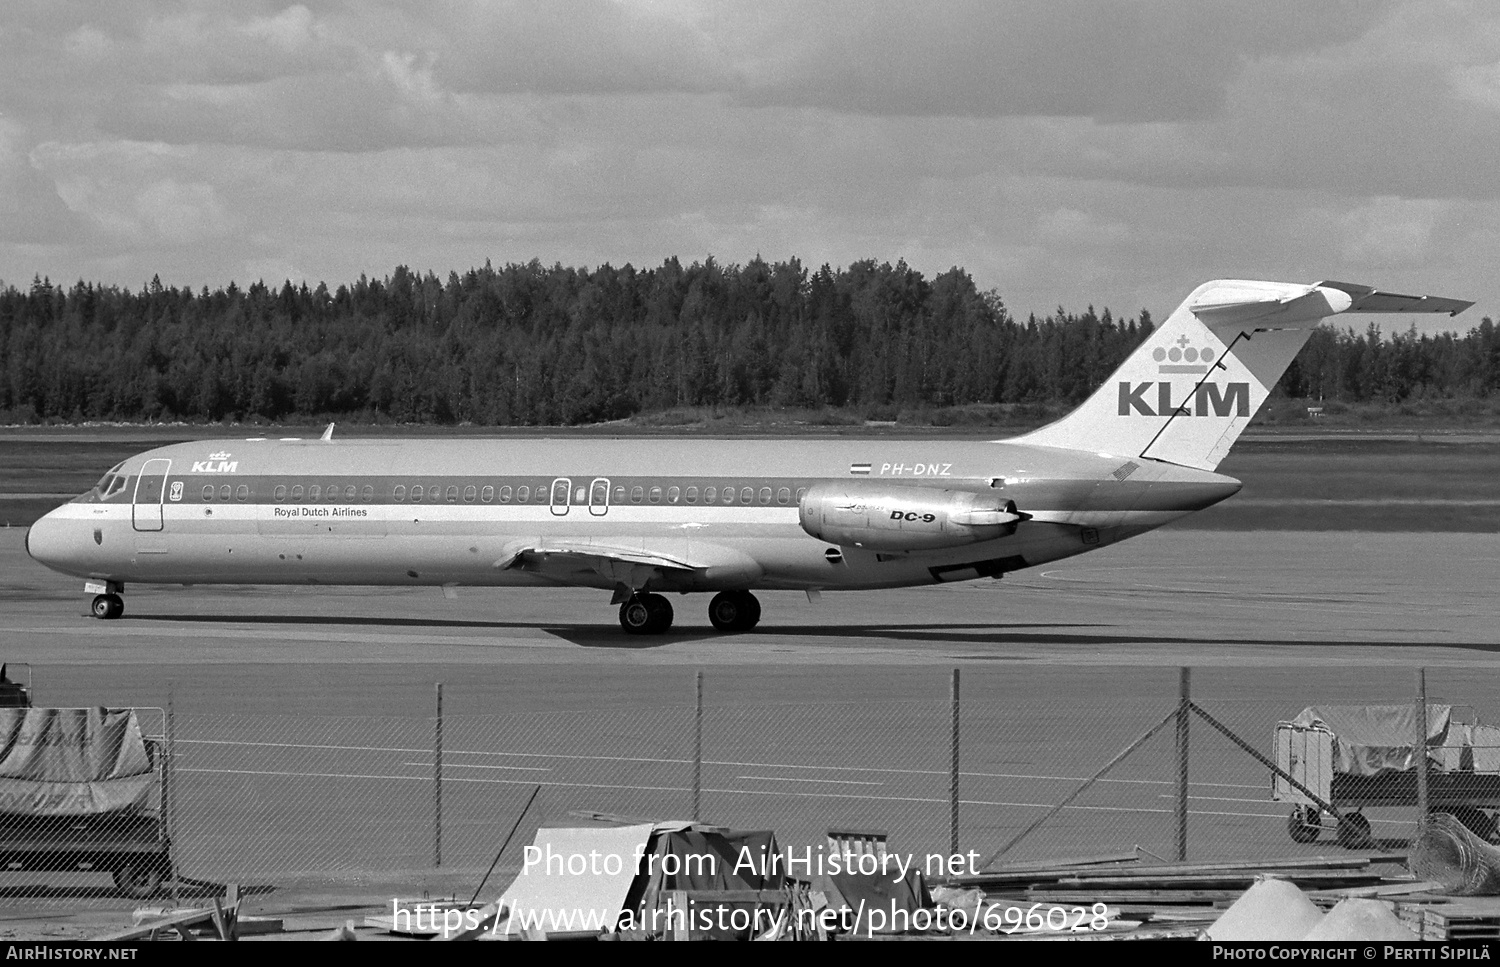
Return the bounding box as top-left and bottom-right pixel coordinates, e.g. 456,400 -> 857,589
94,463 -> 129,499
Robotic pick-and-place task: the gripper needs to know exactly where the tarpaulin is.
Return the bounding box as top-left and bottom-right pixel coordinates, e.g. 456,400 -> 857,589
0,708 -> 154,816
496,823 -> 655,937
1292,705 -> 1452,777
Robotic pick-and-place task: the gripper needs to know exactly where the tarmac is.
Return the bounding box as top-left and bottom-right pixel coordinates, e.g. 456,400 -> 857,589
0,525 -> 1498,939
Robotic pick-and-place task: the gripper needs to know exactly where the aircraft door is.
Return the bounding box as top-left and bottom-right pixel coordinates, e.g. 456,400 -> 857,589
588,478 -> 610,517
131,458 -> 171,532
550,477 -> 571,517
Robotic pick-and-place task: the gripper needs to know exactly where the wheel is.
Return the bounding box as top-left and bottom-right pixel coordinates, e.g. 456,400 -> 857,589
619,596 -> 654,634
1287,806 -> 1321,844
1335,811 -> 1372,849
113,863 -> 161,899
91,594 -> 124,620
642,593 -> 673,633
741,592 -> 761,629
708,591 -> 761,632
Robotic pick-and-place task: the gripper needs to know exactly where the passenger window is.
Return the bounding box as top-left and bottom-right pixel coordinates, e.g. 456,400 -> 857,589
667,486 -> 680,504
777,487 -> 791,504
481,486 -> 493,502
361,485 -> 373,502
723,486 -> 736,505
740,487 -> 753,504
758,487 -> 772,504
202,485 -> 214,501
393,485 -> 406,501
447,485 -> 459,502
686,486 -> 699,503
274,485 -> 287,501
703,487 -> 716,503
796,487 -> 807,501
535,486 -> 547,503
500,486 -> 513,503
344,485 -> 357,500
411,485 -> 423,502
236,485 -> 249,501
614,485 -> 626,504
630,486 -> 644,503
517,486 -> 530,502
649,486 -> 662,503
327,484 -> 339,502
219,484 -> 232,501
291,485 -> 305,501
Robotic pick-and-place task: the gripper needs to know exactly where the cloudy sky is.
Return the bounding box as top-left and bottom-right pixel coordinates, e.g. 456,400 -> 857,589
2,0 -> 1497,328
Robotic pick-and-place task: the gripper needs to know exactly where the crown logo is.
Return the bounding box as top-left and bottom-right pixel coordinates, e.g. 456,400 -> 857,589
209,450 -> 231,461
1153,336 -> 1216,373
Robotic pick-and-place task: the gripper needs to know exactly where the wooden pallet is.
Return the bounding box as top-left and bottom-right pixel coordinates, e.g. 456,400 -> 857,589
1396,900 -> 1500,941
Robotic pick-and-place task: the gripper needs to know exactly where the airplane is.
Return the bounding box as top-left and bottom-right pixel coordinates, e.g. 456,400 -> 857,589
24,278 -> 1472,634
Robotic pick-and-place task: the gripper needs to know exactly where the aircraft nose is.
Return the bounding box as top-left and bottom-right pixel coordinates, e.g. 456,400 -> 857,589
25,507 -> 86,577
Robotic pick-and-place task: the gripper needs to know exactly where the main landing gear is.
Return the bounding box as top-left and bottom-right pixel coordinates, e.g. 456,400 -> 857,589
708,590 -> 760,633
619,593 -> 674,635
616,590 -> 763,635
91,593 -> 124,620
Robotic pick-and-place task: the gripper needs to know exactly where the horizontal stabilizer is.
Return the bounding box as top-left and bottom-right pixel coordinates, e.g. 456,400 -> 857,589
1315,281 -> 1474,317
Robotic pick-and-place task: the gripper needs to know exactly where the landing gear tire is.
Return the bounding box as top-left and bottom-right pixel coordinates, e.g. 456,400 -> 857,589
619,593 -> 672,635
708,591 -> 761,632
113,862 -> 161,899
91,594 -> 124,620
1287,805 -> 1322,844
1336,811 -> 1373,849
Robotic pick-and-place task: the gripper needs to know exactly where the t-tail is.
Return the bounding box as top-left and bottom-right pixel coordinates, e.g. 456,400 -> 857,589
1009,279 -> 1473,471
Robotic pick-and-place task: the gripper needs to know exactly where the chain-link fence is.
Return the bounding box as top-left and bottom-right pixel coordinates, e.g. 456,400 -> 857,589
4,665 -> 1500,900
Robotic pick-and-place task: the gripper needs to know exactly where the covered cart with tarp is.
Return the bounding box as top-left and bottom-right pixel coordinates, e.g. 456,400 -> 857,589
1274,704 -> 1500,848
0,707 -> 170,896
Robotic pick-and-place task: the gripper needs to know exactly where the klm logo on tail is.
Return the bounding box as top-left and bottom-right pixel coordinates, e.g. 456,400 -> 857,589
1118,335 -> 1247,417
1117,381 -> 1249,417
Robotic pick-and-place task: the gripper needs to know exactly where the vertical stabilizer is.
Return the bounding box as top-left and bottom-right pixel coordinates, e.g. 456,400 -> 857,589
1007,279 -> 1471,471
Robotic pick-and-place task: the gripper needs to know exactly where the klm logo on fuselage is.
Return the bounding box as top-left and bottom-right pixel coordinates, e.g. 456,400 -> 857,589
1117,382 -> 1250,418
191,451 -> 238,473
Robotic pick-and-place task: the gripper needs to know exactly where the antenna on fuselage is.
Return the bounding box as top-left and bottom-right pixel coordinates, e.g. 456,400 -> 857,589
320,423 -> 335,442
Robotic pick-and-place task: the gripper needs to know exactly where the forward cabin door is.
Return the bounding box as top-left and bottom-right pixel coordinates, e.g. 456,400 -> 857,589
132,458 -> 171,532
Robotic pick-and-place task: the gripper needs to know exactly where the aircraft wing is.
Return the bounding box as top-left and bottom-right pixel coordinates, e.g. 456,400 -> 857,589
496,539 -> 701,598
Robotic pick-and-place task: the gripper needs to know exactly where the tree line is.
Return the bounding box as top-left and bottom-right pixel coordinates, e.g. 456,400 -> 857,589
1,259 -> 1496,425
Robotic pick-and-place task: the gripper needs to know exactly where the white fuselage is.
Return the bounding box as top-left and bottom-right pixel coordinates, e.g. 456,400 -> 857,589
26,436 -> 1239,595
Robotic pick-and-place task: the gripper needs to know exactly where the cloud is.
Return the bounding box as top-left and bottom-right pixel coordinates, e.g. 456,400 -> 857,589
0,120 -> 90,245
37,141 -> 233,246
1337,197 -> 1448,267
726,0 -> 1396,122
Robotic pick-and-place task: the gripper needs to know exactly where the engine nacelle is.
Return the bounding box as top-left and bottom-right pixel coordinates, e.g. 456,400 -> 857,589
798,481 -> 1026,552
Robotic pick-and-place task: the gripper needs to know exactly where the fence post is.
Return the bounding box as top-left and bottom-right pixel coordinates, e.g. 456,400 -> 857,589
950,668 -> 960,857
1176,668 -> 1190,862
693,671 -> 703,822
435,682 -> 443,868
166,681 -> 178,906
1416,668 -> 1429,829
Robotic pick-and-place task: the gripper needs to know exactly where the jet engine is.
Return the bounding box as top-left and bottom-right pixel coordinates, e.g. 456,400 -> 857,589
798,481 -> 1027,552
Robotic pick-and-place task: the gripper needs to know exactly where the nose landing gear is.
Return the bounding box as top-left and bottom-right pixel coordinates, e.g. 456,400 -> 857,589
91,594 -> 124,620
